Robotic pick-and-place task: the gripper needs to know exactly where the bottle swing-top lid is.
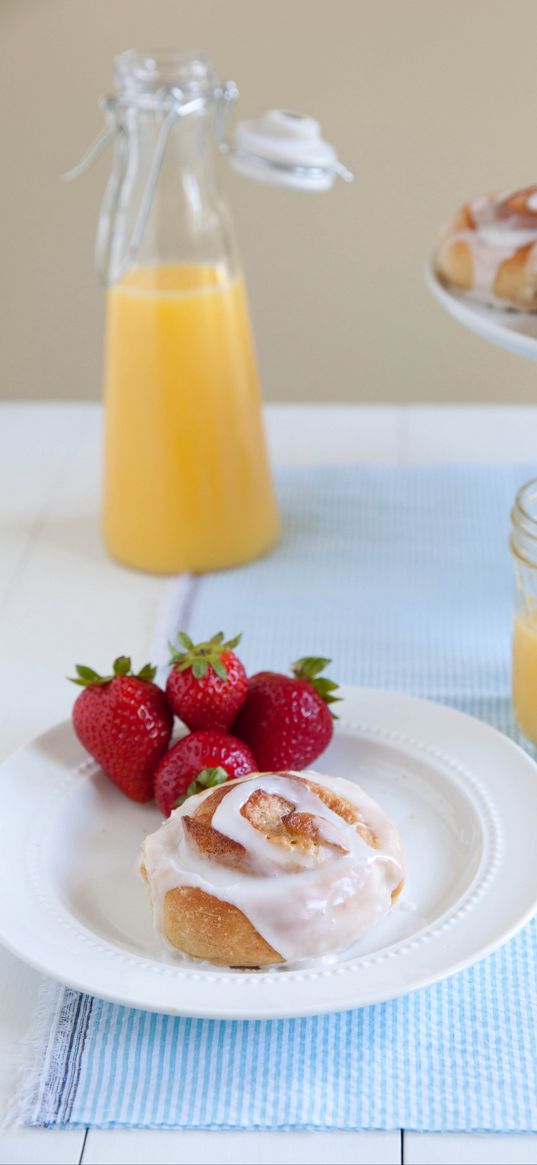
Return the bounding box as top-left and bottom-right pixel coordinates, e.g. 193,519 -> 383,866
229,108 -> 353,191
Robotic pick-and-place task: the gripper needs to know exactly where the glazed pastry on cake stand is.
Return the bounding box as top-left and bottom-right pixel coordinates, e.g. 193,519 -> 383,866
429,184 -> 537,361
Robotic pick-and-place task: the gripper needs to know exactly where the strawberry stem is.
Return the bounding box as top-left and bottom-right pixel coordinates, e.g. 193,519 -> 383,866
68,657 -> 157,687
168,631 -> 242,682
173,765 -> 229,807
291,656 -> 341,707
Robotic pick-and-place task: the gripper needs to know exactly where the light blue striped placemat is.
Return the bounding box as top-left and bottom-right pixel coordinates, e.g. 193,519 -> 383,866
15,463 -> 537,1131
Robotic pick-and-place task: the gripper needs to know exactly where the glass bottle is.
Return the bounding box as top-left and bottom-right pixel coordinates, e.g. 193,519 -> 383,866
68,49 -> 351,574
511,478 -> 537,743
98,49 -> 278,574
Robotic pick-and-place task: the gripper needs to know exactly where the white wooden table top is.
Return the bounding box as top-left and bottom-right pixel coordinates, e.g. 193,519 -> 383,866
1,401 -> 537,1165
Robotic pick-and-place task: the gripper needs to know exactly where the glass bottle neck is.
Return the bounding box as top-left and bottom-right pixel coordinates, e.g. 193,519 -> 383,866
96,50 -> 238,286
99,101 -> 236,285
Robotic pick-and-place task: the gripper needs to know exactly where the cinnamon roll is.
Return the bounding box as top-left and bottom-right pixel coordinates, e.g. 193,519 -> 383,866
140,771 -> 405,967
435,186 -> 537,310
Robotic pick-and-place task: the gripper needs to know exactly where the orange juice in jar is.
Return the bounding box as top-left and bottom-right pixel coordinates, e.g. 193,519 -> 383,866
511,479 -> 537,742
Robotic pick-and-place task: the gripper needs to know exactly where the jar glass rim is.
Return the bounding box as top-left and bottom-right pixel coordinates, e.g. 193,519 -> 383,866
513,477 -> 537,534
511,478 -> 537,571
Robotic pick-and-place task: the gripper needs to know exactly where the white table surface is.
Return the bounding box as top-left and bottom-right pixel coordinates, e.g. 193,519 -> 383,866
1,401 -> 537,1165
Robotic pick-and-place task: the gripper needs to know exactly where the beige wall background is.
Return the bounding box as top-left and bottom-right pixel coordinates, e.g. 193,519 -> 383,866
3,0 -> 537,404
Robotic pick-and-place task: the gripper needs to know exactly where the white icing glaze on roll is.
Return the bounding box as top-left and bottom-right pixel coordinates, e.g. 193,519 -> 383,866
140,771 -> 405,964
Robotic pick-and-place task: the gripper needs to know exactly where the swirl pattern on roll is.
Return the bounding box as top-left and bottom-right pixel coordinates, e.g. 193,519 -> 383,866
141,771 -> 405,966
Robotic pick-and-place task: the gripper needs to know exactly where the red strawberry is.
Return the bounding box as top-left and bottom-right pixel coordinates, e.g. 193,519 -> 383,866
232,657 -> 339,771
166,631 -> 247,731
70,656 -> 173,803
154,730 -> 257,816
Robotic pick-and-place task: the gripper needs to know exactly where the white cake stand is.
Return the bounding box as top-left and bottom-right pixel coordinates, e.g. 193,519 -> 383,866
427,264 -> 537,361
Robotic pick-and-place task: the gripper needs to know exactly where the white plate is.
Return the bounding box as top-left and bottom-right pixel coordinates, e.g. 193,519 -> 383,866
1,686 -> 536,1019
426,264 -> 537,362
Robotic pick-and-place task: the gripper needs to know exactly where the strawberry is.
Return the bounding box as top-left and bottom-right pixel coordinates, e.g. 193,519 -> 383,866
232,657 -> 339,771
166,631 -> 247,731
154,729 -> 257,816
70,656 -> 173,803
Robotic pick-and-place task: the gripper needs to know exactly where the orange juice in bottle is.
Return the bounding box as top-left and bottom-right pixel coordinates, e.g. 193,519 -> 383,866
103,262 -> 278,573
96,51 -> 278,573
70,50 -> 350,571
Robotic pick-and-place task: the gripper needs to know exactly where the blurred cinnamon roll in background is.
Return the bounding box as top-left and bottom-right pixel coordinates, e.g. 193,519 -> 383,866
141,771 -> 405,967
435,186 -> 537,311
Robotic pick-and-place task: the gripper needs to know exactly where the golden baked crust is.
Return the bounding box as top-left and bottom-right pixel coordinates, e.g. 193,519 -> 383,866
163,886 -> 284,966
437,233 -> 475,292
141,859 -> 281,965
493,243 -> 535,305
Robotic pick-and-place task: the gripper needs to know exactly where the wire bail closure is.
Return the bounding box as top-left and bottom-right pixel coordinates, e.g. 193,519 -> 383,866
63,80 -> 239,281
63,80 -> 239,181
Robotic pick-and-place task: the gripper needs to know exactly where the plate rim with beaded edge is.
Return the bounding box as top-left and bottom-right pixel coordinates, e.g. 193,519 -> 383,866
0,685 -> 536,1019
